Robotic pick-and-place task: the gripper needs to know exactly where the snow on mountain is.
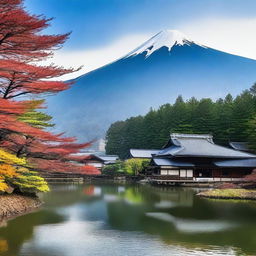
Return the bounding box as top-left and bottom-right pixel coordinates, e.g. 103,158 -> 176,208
126,30 -> 204,58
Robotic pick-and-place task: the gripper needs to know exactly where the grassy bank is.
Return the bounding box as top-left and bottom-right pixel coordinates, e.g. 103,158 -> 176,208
197,189 -> 256,200
0,194 -> 41,222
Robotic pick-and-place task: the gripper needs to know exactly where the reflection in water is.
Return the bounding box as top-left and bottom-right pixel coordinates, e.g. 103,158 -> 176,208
155,200 -> 177,208
0,240 -> 8,254
0,183 -> 255,256
146,212 -> 235,233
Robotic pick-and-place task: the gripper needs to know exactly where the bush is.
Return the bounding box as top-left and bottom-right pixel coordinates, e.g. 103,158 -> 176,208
124,158 -> 150,175
102,161 -> 126,176
102,158 -> 150,176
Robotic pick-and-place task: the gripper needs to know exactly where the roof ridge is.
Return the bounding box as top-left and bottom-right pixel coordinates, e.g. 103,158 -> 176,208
171,133 -> 213,140
130,148 -> 159,151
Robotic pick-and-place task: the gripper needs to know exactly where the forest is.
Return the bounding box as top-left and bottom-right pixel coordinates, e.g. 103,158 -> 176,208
106,85 -> 256,159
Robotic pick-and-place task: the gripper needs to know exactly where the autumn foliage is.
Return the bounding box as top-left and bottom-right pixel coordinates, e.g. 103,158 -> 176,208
0,0 -> 100,194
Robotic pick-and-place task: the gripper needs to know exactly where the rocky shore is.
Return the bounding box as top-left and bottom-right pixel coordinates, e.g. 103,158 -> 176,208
0,194 -> 42,223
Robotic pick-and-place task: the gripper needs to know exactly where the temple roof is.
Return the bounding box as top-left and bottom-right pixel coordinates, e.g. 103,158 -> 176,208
229,142 -> 250,152
97,155 -> 119,162
214,158 -> 256,168
130,134 -> 256,160
157,134 -> 256,159
130,149 -> 160,158
152,158 -> 194,167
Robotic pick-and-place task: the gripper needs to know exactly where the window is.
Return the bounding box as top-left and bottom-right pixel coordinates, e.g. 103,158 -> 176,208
161,170 -> 168,175
168,170 -> 179,176
187,170 -> 193,177
180,170 -> 186,177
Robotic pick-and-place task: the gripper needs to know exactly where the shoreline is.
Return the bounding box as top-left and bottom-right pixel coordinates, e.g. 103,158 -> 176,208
197,189 -> 256,201
0,194 -> 42,224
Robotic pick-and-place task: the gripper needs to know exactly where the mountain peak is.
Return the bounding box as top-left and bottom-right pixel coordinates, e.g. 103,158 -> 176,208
126,29 -> 195,58
159,29 -> 188,40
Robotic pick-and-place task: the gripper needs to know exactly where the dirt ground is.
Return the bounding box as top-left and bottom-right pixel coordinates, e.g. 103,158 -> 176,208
0,194 -> 41,222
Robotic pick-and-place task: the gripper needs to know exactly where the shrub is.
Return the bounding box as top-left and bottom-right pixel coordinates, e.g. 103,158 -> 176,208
102,161 -> 126,176
124,158 -> 150,175
102,159 -> 150,176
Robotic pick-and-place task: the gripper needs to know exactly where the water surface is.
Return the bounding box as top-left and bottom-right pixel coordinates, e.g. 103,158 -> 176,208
0,183 -> 256,256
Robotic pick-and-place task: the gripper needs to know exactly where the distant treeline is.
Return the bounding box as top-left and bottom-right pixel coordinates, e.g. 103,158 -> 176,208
106,84 -> 256,159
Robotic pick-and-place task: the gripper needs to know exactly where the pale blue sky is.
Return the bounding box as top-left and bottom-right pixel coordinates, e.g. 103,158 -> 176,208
24,0 -> 256,78
25,0 -> 256,49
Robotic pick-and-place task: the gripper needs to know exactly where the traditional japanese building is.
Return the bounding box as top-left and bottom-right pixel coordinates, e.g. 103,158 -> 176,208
130,133 -> 256,182
83,154 -> 119,171
71,153 -> 119,172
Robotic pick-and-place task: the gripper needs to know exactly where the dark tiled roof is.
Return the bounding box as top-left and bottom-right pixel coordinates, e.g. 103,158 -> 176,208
229,142 -> 250,152
130,149 -> 160,158
97,155 -> 119,162
152,158 -> 194,167
214,158 -> 256,168
157,134 -> 256,159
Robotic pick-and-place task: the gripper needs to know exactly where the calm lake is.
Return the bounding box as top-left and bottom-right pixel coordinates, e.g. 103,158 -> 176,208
0,183 -> 256,256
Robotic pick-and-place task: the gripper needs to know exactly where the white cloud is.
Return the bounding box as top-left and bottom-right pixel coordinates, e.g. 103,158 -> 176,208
44,34 -> 150,80
180,17 -> 256,60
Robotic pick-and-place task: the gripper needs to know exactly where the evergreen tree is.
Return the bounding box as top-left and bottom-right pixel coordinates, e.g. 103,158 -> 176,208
230,91 -> 255,141
105,121 -> 126,159
106,85 -> 256,158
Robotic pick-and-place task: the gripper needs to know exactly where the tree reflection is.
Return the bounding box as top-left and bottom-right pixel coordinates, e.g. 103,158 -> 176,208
104,185 -> 256,255
0,209 -> 65,255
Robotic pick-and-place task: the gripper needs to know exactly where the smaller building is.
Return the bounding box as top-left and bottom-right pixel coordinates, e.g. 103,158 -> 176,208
83,154 -> 119,171
69,152 -> 119,172
130,133 -> 256,182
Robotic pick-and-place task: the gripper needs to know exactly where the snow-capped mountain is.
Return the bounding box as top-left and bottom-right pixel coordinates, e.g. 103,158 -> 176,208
126,30 -> 202,57
46,30 -> 256,142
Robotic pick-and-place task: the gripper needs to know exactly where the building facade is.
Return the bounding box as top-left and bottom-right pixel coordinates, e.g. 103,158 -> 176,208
130,134 -> 256,182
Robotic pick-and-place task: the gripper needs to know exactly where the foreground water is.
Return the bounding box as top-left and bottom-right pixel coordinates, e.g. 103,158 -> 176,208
0,183 -> 256,256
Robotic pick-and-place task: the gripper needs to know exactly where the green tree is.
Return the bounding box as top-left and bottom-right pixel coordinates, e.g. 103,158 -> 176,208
106,121 -> 126,158
105,84 -> 256,157
18,100 -> 54,129
125,158 -> 150,175
230,90 -> 255,141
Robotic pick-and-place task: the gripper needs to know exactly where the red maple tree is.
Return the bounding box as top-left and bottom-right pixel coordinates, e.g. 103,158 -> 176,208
0,0 -> 100,175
